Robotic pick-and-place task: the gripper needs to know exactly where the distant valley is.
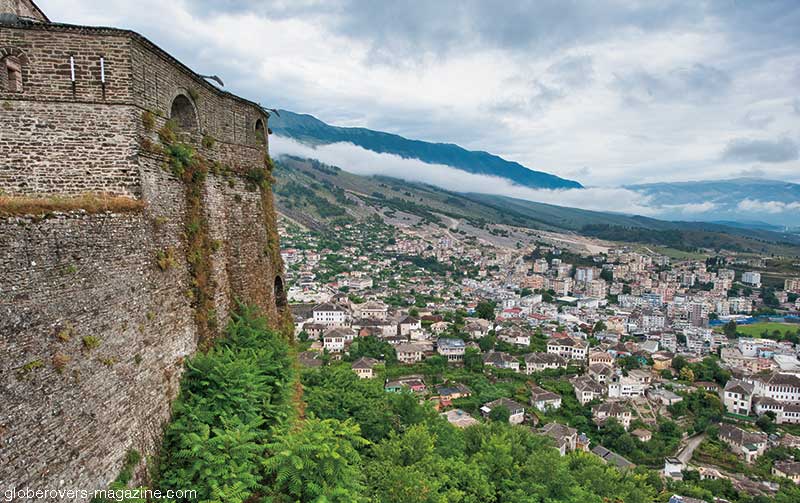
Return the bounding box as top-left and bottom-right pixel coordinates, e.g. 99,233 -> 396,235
272,156 -> 800,258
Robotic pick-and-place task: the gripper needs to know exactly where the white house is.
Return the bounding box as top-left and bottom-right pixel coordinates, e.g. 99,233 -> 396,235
436,338 -> 466,362
312,302 -> 348,326
530,384 -> 562,411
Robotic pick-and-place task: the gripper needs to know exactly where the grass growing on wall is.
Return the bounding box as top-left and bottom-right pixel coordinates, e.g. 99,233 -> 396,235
158,121 -> 218,348
0,193 -> 145,217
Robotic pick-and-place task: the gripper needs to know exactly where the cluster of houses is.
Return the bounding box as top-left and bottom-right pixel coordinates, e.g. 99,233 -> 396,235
282,223 -> 800,491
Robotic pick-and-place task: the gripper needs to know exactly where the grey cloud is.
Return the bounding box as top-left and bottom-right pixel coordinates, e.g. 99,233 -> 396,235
740,111 -> 774,129
546,55 -> 595,89
721,137 -> 799,163
734,166 -> 767,178
184,0 -> 706,63
794,98 -> 800,115
614,63 -> 731,105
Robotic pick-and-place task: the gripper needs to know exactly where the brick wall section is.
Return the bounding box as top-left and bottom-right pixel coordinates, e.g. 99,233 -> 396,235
0,101 -> 140,196
1,22 -> 269,196
0,209 -> 195,498
0,15 -> 287,502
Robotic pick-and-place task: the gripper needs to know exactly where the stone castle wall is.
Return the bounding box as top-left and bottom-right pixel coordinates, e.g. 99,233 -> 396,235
0,15 -> 286,501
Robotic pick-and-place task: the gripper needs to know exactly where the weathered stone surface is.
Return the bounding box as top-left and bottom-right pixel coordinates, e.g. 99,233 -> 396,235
0,6 -> 285,500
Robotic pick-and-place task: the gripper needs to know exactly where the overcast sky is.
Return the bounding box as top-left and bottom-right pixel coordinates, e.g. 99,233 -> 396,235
42,0 -> 800,186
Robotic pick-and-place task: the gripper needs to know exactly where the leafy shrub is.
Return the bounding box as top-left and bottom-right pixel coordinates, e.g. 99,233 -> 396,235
157,305 -> 295,503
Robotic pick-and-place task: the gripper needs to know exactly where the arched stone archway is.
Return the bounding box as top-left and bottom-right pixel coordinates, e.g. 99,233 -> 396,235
170,94 -> 198,131
274,275 -> 287,309
255,118 -> 267,145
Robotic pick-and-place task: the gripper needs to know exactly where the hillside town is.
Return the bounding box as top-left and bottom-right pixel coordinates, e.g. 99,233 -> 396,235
281,216 -> 800,501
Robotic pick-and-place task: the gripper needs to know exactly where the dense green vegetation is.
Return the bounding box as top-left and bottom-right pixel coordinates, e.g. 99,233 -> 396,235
302,364 -> 658,503
156,305 -> 296,502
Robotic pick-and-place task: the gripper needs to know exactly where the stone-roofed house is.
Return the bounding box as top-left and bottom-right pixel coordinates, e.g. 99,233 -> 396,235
298,351 -> 323,368
591,445 -> 635,470
547,336 -> 588,361
753,371 -> 800,405
356,300 -> 388,320
772,460 -> 800,484
523,352 -> 567,374
648,387 -> 683,406
718,423 -> 767,463
322,327 -> 356,353
570,375 -> 605,405
588,351 -> 614,366
530,384 -> 562,411
313,302 -> 349,326
592,402 -> 632,430
483,350 -> 520,372
396,342 -> 427,364
436,337 -> 466,362
480,398 -> 525,424
351,357 -> 379,379
436,382 -> 472,401
539,422 -> 578,456
723,379 -> 754,415
753,397 -> 800,424
398,315 -> 421,336
588,363 -> 614,383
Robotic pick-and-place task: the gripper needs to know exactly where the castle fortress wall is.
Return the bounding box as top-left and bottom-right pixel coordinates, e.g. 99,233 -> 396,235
1,12 -> 286,501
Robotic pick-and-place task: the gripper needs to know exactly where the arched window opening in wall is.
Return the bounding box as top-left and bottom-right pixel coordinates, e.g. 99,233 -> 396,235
255,118 -> 267,145
3,56 -> 23,92
170,94 -> 198,131
274,276 -> 287,309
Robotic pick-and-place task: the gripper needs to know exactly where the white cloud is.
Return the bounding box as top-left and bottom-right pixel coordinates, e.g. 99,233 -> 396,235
38,0 -> 800,187
272,136 -> 667,216
737,199 -> 800,214
661,202 -> 718,214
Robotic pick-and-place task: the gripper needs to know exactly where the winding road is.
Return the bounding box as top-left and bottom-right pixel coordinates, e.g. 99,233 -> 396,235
677,432 -> 707,464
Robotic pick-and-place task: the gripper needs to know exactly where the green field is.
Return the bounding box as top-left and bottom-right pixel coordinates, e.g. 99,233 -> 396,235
734,322 -> 799,339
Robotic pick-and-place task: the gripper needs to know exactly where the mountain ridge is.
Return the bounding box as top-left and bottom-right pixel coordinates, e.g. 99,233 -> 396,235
270,109 -> 583,190
273,155 -> 800,257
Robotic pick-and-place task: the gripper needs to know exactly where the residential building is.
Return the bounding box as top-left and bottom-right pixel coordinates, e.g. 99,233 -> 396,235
323,327 -> 355,353
717,423 -> 767,463
547,337 -> 588,361
591,445 -> 635,470
592,402 -> 632,430
523,352 -> 567,374
398,315 -> 421,336
753,397 -> 800,424
437,338 -> 466,362
396,342 -> 426,364
571,376 -> 605,405
481,398 -> 526,425
312,302 -> 348,326
588,351 -> 614,366
772,461 -> 800,484
723,379 -> 754,415
539,422 -> 578,456
356,301 -> 389,320
742,271 -> 762,287
483,350 -> 520,372
351,357 -> 379,379
530,385 -> 562,411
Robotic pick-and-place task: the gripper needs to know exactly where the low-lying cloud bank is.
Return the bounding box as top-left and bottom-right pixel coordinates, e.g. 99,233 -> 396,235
270,136 -> 795,220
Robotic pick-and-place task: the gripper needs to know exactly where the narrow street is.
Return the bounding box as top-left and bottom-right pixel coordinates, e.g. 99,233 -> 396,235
677,432 -> 707,464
